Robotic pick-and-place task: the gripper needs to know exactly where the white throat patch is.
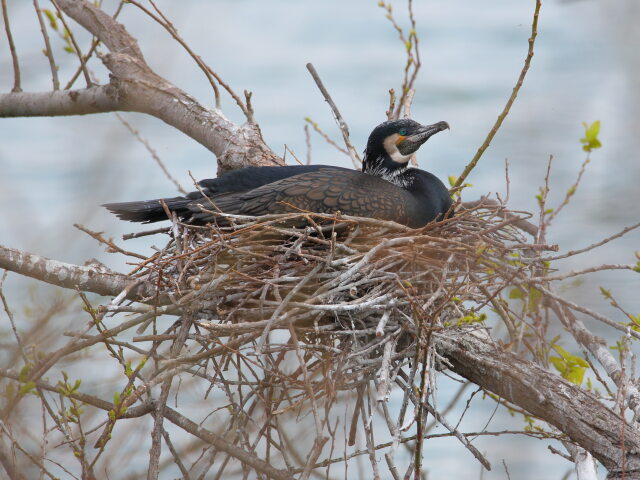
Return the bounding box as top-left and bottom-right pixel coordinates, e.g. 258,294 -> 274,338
383,134 -> 412,164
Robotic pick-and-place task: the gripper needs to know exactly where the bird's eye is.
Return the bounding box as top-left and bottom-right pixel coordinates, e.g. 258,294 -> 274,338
398,129 -> 407,136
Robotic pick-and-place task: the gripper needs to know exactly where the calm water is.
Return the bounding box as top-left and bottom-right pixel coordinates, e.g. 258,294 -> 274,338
1,0 -> 639,478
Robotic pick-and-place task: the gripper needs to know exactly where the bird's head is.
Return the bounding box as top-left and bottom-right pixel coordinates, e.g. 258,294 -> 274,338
363,119 -> 449,178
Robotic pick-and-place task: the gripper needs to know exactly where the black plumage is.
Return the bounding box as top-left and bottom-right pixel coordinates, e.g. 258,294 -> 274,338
187,167 -> 452,228
105,165 -> 336,223
104,119 -> 453,228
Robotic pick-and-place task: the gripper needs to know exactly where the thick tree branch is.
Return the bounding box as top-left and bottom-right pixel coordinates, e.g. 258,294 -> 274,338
437,330 -> 640,479
55,0 -> 144,60
0,244 -> 149,299
0,0 -> 281,173
0,85 -> 118,116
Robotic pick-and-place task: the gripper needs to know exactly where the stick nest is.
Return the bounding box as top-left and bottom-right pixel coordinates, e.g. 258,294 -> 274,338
130,201 -> 546,406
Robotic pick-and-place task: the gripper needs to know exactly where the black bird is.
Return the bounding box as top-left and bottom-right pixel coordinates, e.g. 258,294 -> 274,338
104,119 -> 453,228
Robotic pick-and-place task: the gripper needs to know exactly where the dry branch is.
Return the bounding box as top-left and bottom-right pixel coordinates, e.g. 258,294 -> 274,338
0,0 -> 282,174
0,244 -> 150,299
454,0 -> 541,189
438,330 -> 640,475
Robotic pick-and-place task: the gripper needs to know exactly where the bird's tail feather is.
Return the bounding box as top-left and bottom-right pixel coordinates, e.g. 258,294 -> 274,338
103,197 -> 192,223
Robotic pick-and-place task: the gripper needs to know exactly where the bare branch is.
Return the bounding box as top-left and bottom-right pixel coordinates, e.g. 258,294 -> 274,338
1,0 -> 21,92
1,0 -> 282,173
453,0 -> 541,190
163,407 -> 295,480
306,63 -> 362,168
0,85 -> 119,116
33,0 -> 60,90
0,244 -> 150,299
51,0 -> 92,88
437,330 -> 640,474
115,113 -> 187,194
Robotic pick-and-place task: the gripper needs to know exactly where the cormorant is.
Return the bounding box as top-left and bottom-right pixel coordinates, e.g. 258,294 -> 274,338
104,119 -> 453,228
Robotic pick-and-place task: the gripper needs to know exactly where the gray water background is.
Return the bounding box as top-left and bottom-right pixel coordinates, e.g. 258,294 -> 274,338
1,0 -> 639,478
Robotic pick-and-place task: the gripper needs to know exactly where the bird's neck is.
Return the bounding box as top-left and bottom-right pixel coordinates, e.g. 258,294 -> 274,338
362,153 -> 414,188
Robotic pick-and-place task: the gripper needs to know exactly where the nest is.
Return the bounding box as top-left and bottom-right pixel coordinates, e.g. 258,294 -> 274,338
127,200 -> 546,408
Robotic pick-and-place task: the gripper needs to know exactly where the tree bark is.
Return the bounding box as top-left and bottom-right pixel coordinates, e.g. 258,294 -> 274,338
437,330 -> 640,479
0,245 -> 151,299
0,85 -> 119,116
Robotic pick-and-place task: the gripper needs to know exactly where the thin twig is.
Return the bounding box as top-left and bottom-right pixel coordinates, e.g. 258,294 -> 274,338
126,0 -> 225,110
51,0 -> 92,87
453,0 -> 541,190
306,63 -> 362,168
33,0 -> 60,90
115,113 -> 187,194
1,0 -> 21,92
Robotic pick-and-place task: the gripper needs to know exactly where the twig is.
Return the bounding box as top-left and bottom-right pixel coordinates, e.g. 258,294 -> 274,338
115,113 -> 187,194
386,89 -> 396,121
376,340 -> 394,402
402,88 -> 415,119
376,309 -> 392,337
33,0 -> 60,90
123,227 -> 171,240
304,123 -> 312,165
50,0 -> 92,87
545,153 -> 590,227
74,223 -> 147,259
539,285 -> 640,341
256,263 -> 323,353
284,144 -> 303,166
299,437 -> 329,480
305,63 -> 362,168
304,117 -> 350,156
126,0 -> 223,110
1,0 -> 21,92
541,221 -> 640,262
63,2 -> 127,90
453,0 -> 541,190
379,0 -> 421,120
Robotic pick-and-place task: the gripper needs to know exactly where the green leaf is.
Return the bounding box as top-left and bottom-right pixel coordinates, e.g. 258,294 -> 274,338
585,120 -> 600,141
508,288 -> 525,300
550,344 -> 589,385
527,287 -> 542,313
549,356 -> 566,374
19,382 -> 36,396
552,344 -> 571,359
580,121 -> 602,152
535,193 -> 543,205
43,9 -> 58,30
565,366 -> 586,386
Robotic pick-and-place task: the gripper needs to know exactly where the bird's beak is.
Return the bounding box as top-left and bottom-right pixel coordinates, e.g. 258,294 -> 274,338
400,121 -> 450,155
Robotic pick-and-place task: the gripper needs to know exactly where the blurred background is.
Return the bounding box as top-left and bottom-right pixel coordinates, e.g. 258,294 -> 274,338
1,0 -> 639,478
